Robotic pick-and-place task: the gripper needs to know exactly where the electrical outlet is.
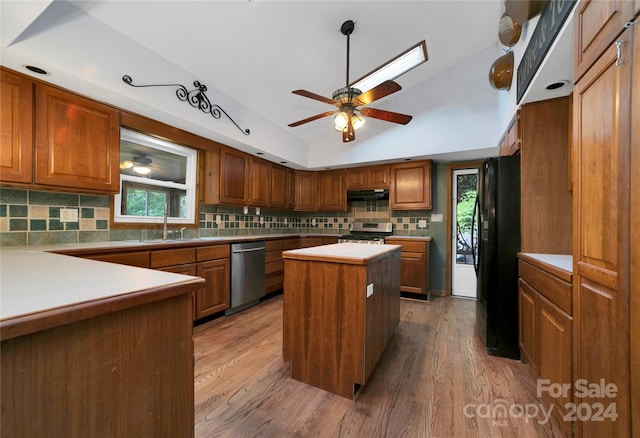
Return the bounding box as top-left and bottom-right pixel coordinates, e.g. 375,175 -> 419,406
418,219 -> 427,228
60,208 -> 78,223
215,215 -> 221,225
284,218 -> 288,225
366,283 -> 374,298
259,216 -> 264,224
312,218 -> 317,226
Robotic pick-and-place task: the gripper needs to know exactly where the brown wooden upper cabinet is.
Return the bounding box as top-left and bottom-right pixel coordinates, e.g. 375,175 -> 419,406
0,67 -> 33,184
294,170 -> 317,211
389,160 -> 432,210
1,68 -> 120,193
269,163 -> 286,209
219,147 -> 249,204
248,156 -> 271,207
35,83 -> 120,193
573,0 -> 636,81
285,167 -> 296,210
498,111 -> 520,156
345,164 -> 391,190
317,169 -> 347,211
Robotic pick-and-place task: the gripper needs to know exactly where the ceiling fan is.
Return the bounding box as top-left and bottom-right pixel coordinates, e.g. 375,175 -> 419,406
288,20 -> 413,142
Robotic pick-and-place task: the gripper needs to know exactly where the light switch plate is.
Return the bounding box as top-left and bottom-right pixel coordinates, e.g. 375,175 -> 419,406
431,213 -> 443,223
60,208 -> 78,223
366,283 -> 374,298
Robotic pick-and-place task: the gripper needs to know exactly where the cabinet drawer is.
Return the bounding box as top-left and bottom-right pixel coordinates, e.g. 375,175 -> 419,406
84,251 -> 150,268
265,240 -> 284,252
151,248 -> 196,268
196,245 -> 230,262
265,251 -> 282,264
266,260 -> 284,275
519,260 -> 572,314
283,238 -> 300,250
266,272 -> 284,293
385,239 -> 427,253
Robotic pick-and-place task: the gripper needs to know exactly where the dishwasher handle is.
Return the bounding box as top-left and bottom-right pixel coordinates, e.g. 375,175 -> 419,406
232,246 -> 265,253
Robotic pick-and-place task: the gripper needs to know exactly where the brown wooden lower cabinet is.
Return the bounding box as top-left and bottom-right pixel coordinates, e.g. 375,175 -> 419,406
0,283 -> 198,437
384,237 -> 431,296
196,258 -> 230,319
283,245 -> 401,399
195,245 -> 230,319
518,255 -> 573,437
72,243 -> 230,321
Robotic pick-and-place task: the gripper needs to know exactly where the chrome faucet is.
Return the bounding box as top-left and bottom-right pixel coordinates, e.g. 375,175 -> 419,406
162,203 -> 168,240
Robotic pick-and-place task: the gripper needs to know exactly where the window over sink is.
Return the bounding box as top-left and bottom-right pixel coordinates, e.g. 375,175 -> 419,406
114,128 -> 197,225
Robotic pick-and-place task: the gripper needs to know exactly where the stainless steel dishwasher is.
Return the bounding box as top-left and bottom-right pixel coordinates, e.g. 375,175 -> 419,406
226,241 -> 266,315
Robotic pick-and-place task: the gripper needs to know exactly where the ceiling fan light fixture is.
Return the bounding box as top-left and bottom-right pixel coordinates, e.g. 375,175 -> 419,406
133,165 -> 151,175
351,113 -> 365,130
334,111 -> 350,131
351,40 -> 427,93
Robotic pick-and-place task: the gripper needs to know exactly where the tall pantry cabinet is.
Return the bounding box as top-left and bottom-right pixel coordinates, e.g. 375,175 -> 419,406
572,2 -> 638,437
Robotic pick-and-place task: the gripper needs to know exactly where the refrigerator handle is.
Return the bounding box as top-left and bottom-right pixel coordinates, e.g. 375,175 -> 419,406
471,194 -> 480,277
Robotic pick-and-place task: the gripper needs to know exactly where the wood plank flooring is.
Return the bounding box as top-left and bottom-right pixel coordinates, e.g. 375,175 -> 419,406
194,295 -> 566,437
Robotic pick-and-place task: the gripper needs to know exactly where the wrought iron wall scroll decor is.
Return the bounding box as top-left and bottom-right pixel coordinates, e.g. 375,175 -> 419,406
122,75 -> 250,135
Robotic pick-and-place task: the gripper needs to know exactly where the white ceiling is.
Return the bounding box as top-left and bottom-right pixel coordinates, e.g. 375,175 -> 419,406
0,0 -> 574,169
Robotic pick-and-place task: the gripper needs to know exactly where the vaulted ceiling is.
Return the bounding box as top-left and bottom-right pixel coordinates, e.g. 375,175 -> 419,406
0,1 -> 574,169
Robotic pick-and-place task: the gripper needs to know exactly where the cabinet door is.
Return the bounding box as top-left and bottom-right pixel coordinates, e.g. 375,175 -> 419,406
219,147 -> 248,204
345,167 -> 366,189
0,68 -> 33,184
506,111 -> 520,155
35,83 -> 119,192
201,147 -> 220,205
196,258 -> 230,319
536,294 -> 573,421
518,279 -> 537,370
389,160 -> 432,210
285,167 -> 296,210
270,164 -> 286,208
294,170 -> 317,211
572,28 -> 632,437
367,165 -> 390,188
399,251 -> 427,294
317,169 -> 346,211
248,156 -> 271,206
574,0 -> 635,81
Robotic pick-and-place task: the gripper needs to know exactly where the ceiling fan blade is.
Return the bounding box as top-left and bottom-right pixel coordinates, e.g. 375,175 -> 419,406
292,90 -> 339,106
352,80 -> 402,106
288,111 -> 336,127
360,107 -> 413,125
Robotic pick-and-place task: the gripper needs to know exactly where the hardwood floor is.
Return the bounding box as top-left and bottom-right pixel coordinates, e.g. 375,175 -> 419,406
194,295 -> 566,437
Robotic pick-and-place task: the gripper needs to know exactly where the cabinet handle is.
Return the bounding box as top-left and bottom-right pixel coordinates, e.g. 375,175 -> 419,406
615,40 -> 624,66
624,21 -> 637,29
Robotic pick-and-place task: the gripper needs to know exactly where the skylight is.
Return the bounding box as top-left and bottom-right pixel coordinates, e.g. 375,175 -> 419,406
351,40 -> 428,93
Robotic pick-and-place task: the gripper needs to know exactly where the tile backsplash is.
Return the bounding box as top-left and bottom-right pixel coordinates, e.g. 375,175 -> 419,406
0,188 -> 431,246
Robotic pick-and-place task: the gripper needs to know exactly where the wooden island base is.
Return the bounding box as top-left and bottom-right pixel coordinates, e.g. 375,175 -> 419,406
282,243 -> 401,399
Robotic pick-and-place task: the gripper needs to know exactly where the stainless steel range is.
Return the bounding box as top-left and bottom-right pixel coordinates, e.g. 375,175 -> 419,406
338,222 -> 393,244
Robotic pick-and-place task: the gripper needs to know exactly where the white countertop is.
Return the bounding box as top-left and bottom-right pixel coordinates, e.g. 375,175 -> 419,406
283,243 -> 402,265
519,253 -> 573,273
0,248 -> 201,321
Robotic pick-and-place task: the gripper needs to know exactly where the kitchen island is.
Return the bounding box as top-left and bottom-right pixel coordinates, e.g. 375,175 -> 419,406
0,248 -> 205,437
282,243 -> 402,399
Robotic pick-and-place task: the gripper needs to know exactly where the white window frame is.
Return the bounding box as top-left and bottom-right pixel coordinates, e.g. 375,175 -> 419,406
114,128 -> 197,225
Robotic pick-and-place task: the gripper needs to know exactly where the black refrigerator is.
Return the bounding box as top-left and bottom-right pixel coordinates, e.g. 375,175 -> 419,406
473,155 -> 521,360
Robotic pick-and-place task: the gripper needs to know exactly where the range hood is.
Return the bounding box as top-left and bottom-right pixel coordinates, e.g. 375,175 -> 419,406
346,189 -> 389,201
